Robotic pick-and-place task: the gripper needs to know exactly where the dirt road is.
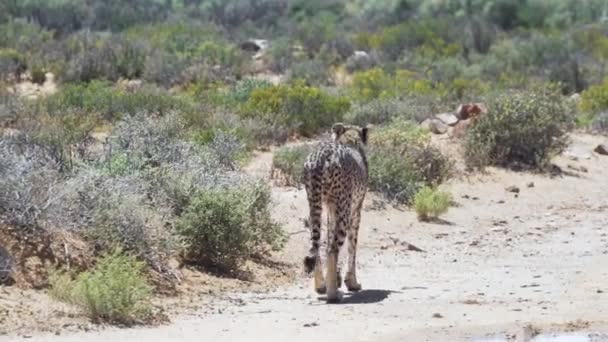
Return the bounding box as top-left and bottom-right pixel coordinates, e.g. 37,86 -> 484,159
3,134 -> 608,342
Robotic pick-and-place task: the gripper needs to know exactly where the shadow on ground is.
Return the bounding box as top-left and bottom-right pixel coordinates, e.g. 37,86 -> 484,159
318,289 -> 400,304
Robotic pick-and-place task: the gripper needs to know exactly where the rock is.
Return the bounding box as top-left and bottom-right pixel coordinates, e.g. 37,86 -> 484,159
405,243 -> 425,252
569,93 -> 581,103
435,112 -> 459,126
239,39 -> 269,53
353,50 -> 370,59
594,144 -> 608,155
565,145 -> 592,160
421,118 -> 448,134
527,182 -> 535,188
505,186 -> 520,193
456,103 -> 487,120
345,50 -> 375,71
432,313 -> 443,318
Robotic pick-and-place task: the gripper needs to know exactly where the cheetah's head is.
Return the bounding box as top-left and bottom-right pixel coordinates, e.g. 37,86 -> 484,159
331,122 -> 369,147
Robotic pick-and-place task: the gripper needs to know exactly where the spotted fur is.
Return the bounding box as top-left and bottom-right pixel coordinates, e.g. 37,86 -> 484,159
302,122 -> 369,303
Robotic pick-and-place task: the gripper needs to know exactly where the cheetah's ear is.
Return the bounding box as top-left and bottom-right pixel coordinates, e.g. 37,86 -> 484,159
331,122 -> 346,141
361,126 -> 369,145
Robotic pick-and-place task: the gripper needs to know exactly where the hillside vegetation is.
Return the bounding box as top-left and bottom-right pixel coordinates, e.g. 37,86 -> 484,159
1,0 -> 608,325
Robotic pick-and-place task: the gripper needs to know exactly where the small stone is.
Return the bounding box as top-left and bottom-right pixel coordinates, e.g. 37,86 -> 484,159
432,313 -> 443,318
505,186 -> 520,193
527,182 -> 535,188
435,112 -> 460,126
346,51 -> 374,70
594,144 -> 608,155
421,119 -> 448,134
569,93 -> 581,103
565,145 -> 592,160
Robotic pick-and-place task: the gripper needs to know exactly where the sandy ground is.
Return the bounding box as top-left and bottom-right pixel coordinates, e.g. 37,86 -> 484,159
2,133 -> 608,341
7,73 -> 58,100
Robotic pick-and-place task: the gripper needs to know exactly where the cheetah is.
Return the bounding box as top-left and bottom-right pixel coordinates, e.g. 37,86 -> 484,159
302,122 -> 369,303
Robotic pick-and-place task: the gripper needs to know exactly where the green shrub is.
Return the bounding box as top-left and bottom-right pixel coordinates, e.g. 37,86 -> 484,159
131,22 -> 244,86
224,78 -> 273,106
49,248 -> 152,324
20,107 -> 99,170
368,145 -> 452,204
0,48 -> 26,81
368,118 -> 430,147
287,59 -> 331,86
142,51 -> 190,87
294,13 -> 339,55
30,65 -> 46,84
196,40 -> 245,67
350,68 -> 393,102
367,119 -> 453,203
176,182 -> 285,271
367,19 -> 455,61
57,32 -> 148,83
44,80 -> 117,116
44,81 -> 193,122
483,33 -> 583,93
441,76 -> 490,101
368,148 -> 423,203
271,144 -> 313,186
0,20 -> 53,51
264,37 -> 299,73
591,112 -> 608,134
345,96 -> 446,126
413,186 -> 452,221
189,110 -> 289,152
464,85 -> 573,170
242,81 -> 350,137
128,22 -> 221,58
393,70 -> 437,97
81,184 -> 173,261
581,80 -> 608,115
350,68 -> 442,103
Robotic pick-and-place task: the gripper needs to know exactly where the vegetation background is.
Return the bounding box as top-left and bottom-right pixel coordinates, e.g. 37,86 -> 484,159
2,0 -> 608,325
